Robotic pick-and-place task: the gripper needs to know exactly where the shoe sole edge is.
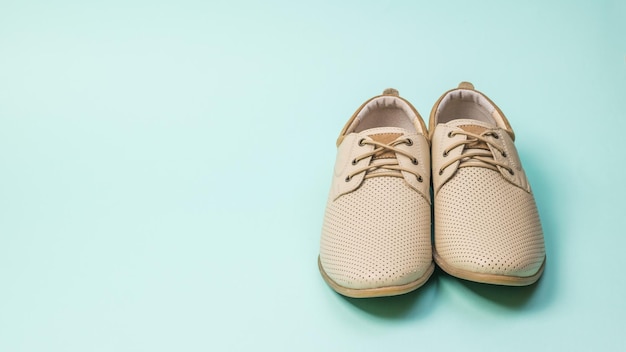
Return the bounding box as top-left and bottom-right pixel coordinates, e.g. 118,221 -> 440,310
433,250 -> 546,286
317,256 -> 435,298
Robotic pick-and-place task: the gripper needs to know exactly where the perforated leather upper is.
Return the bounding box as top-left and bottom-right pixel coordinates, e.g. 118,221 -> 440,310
319,90 -> 432,291
321,176 -> 432,289
434,167 -> 545,276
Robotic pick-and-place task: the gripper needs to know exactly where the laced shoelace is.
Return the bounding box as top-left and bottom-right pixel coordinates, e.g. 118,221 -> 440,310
345,138 -> 424,183
438,130 -> 514,175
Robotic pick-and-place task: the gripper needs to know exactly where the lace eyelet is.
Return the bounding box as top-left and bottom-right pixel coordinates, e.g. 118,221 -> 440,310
411,158 -> 418,165
508,169 -> 515,175
417,175 -> 423,182
358,138 -> 366,146
443,151 -> 448,157
438,169 -> 444,175
448,131 -> 455,138
501,151 -> 507,157
492,134 -> 500,139
405,138 -> 413,146
345,176 -> 351,182
352,159 -> 358,165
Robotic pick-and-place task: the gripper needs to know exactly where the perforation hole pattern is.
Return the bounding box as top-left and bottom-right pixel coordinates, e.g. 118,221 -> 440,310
434,168 -> 545,276
320,177 -> 432,289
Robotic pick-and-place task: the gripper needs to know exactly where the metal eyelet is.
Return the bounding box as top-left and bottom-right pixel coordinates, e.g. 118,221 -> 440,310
358,138 -> 366,146
411,158 -> 418,165
405,138 -> 413,146
438,169 -> 444,175
448,131 -> 455,138
352,159 -> 358,165
417,175 -> 423,182
345,176 -> 351,182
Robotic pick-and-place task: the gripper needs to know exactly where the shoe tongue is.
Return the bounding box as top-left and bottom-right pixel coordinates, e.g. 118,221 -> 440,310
447,118 -> 494,132
446,119 -> 494,150
361,127 -> 409,160
361,126 -> 410,137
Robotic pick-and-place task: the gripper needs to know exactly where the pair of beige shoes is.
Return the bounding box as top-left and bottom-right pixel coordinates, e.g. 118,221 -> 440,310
318,82 -> 546,298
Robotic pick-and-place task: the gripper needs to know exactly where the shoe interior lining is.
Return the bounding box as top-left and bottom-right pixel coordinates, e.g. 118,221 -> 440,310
350,96 -> 418,133
436,89 -> 497,125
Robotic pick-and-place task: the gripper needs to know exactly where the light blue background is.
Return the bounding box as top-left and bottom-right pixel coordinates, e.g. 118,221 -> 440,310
1,0 -> 625,351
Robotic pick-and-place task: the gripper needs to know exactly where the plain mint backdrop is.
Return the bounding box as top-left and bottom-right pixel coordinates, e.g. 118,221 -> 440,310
1,0 -> 625,351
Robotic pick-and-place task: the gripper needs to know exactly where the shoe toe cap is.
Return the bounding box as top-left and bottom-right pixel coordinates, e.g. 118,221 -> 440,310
320,178 -> 432,291
434,168 -> 546,280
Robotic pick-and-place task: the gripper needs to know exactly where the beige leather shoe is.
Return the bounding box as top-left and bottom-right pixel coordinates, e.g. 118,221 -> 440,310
429,82 -> 546,286
319,88 -> 434,298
